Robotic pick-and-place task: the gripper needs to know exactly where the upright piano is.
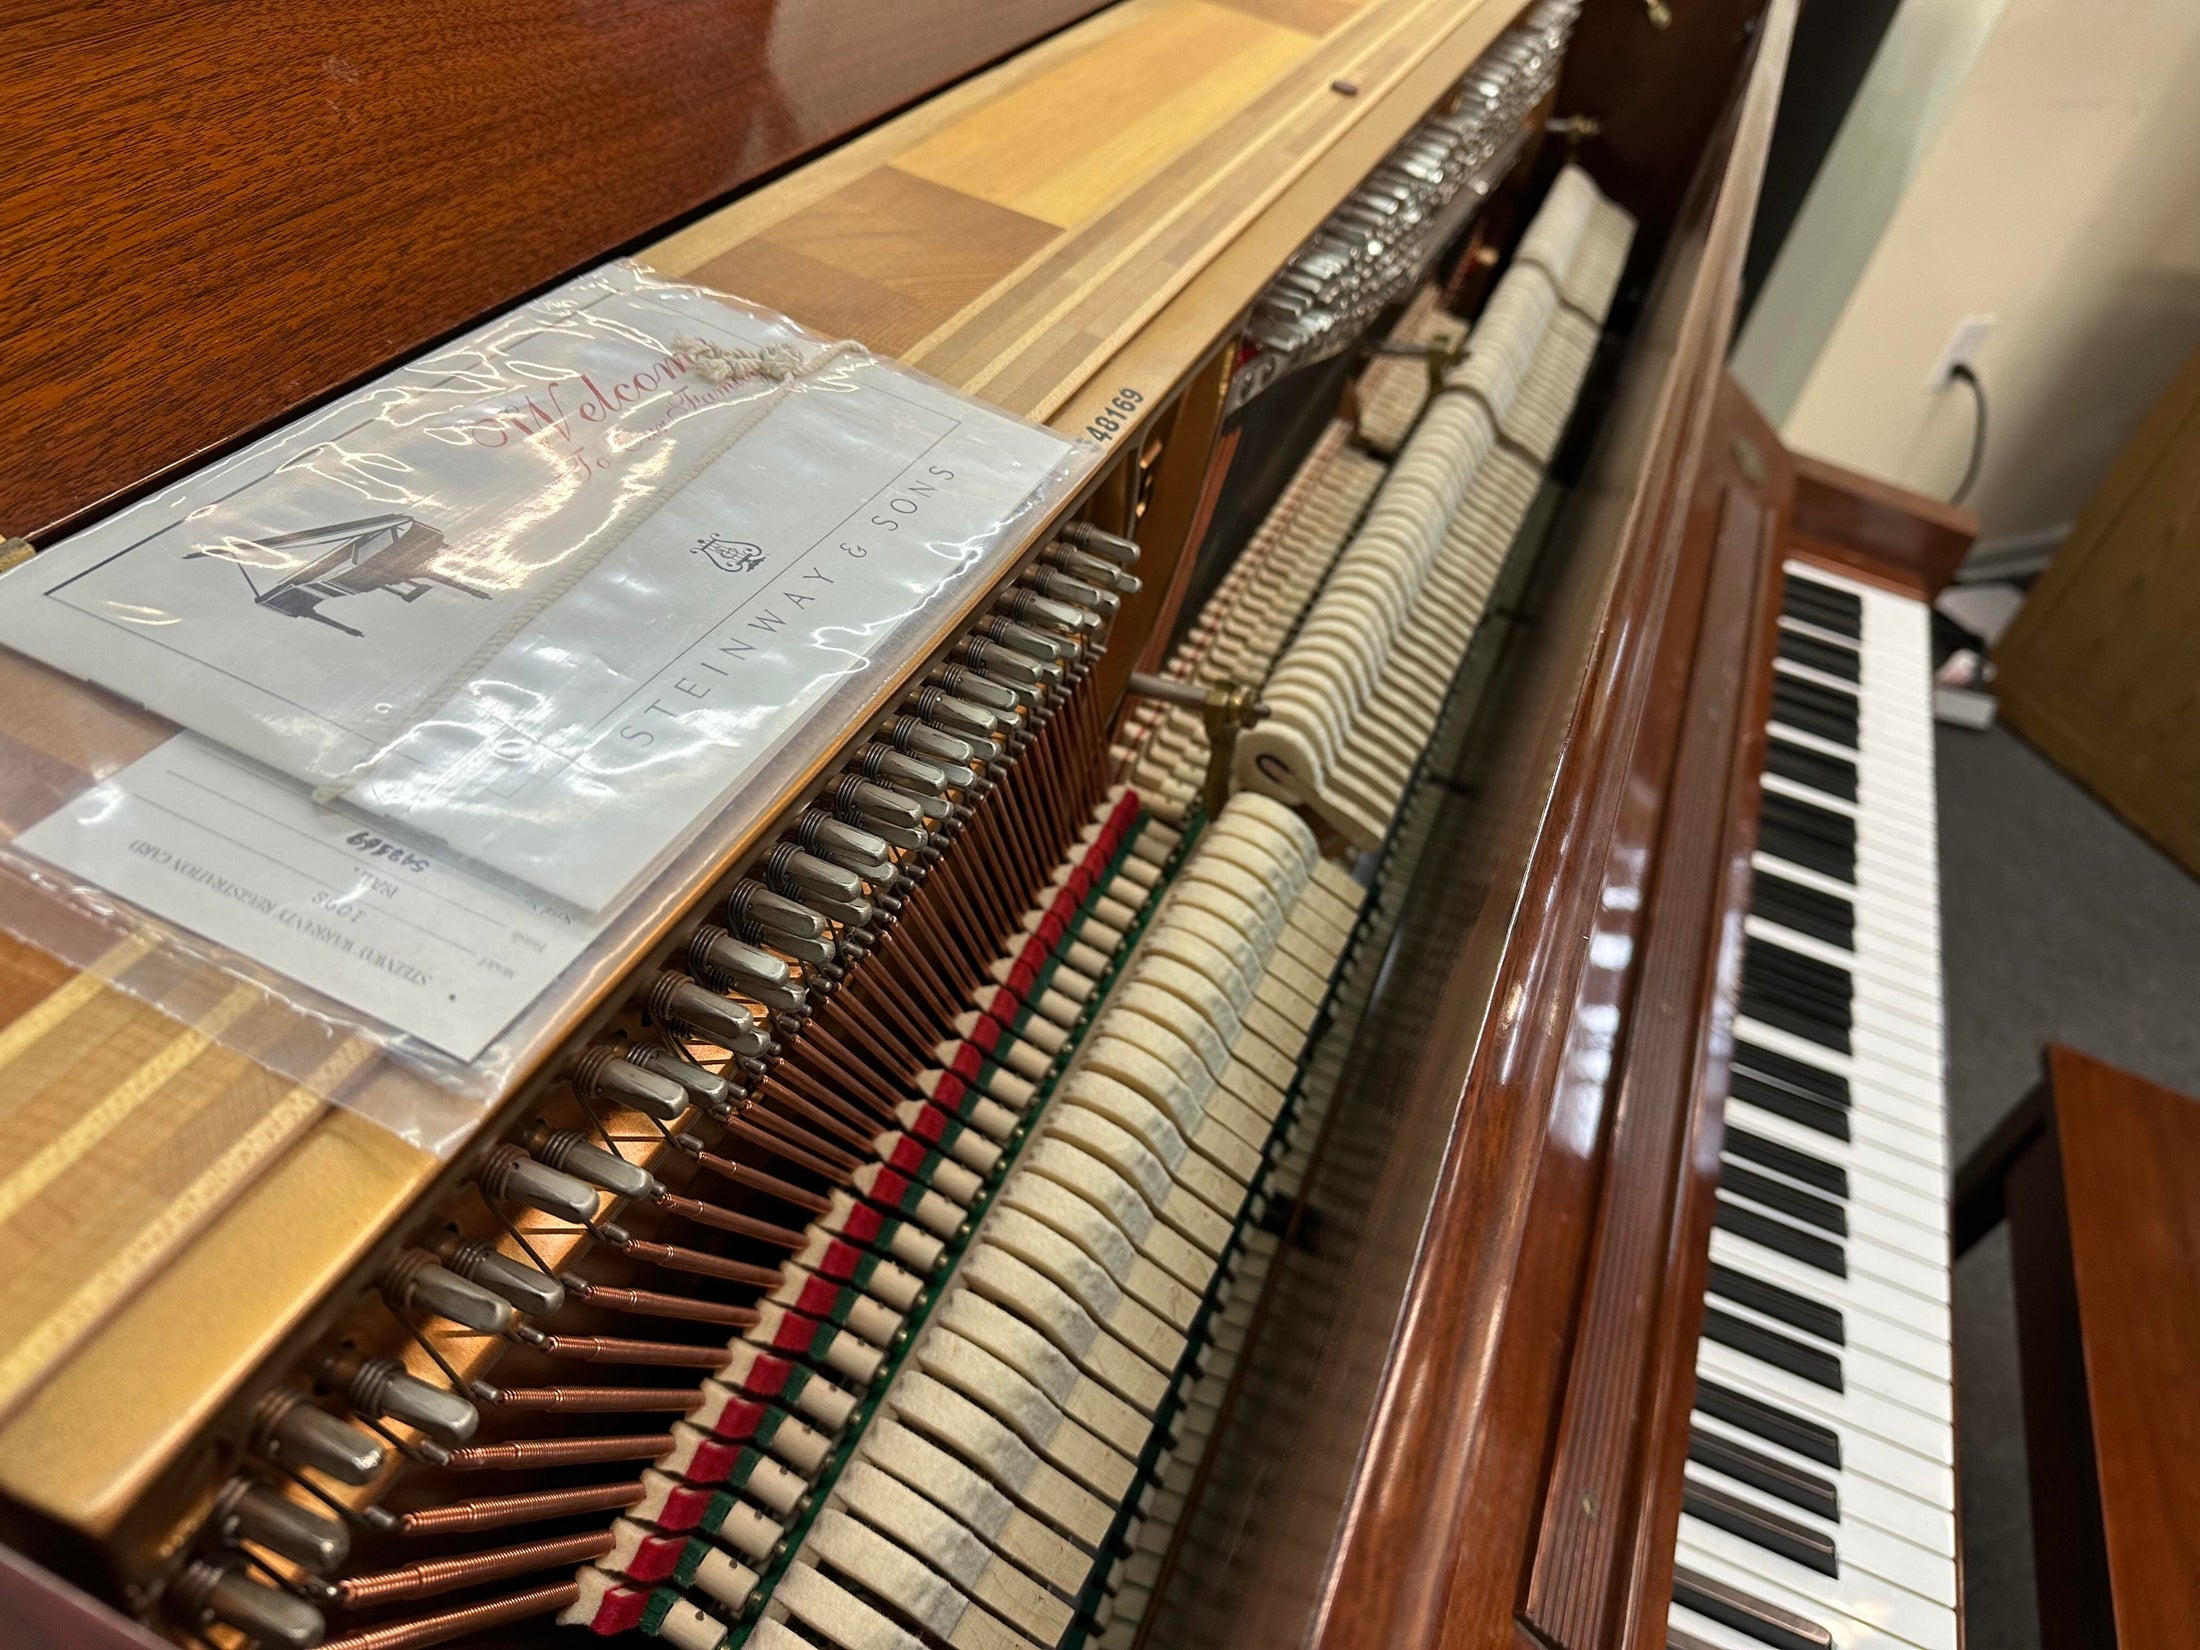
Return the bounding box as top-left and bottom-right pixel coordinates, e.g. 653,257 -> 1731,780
0,2 -> 1978,1648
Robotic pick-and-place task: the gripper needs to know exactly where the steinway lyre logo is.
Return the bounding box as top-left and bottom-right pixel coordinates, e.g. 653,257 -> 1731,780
690,534 -> 767,574
184,513 -> 485,638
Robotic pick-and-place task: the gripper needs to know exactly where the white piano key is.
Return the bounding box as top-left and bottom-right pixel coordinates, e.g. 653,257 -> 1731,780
1707,1228 -> 1952,1377
1706,1290 -> 1950,1422
1689,1460 -> 1955,1608
1678,1542 -> 1926,1650
1678,1519 -> 1955,1650
1722,1097 -> 1945,1208
1692,1409 -> 1957,1560
1733,1018 -> 1946,1143
1698,1340 -> 1949,1470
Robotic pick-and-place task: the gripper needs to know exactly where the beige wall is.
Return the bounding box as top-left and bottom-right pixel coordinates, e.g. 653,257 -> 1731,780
1738,0 -> 2200,542
1731,0 -> 2005,427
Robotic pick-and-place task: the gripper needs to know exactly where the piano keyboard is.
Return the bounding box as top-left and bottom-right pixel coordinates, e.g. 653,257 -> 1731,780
1669,565 -> 1956,1650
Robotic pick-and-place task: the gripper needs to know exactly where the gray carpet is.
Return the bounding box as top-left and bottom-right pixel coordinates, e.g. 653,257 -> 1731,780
1937,720 -> 2200,1649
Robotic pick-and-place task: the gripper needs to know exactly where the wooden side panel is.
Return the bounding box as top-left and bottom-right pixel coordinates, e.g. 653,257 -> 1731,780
1995,342 -> 2200,879
0,0 -> 1112,542
1525,393 -> 1787,1649
2043,1045 -> 2200,1649
1786,450 -> 1976,597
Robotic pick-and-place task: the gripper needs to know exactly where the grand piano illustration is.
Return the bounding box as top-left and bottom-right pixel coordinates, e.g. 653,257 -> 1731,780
186,513 -> 488,636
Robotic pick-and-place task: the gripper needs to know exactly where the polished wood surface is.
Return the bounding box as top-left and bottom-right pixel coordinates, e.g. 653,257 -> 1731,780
1,0 -> 1112,544
1552,0 -> 1773,277
1957,1047 -> 2200,1649
1996,340 -> 2200,880
1527,382 -> 1789,1650
1134,6 -> 1799,1643
0,0 -> 1541,1547
1788,451 -> 1977,598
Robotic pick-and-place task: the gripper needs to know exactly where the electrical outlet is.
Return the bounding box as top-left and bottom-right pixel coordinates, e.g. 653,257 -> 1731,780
1927,314 -> 1995,391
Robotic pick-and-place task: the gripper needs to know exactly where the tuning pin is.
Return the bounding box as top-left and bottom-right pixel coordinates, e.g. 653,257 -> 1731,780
628,1042 -> 737,1113
211,1478 -> 350,1573
909,685 -> 1003,741
765,844 -> 873,927
570,1044 -> 688,1121
332,1354 -> 478,1445
979,614 -> 1070,664
725,881 -> 836,968
525,1124 -> 660,1200
827,775 -> 929,849
1058,522 -> 1141,565
931,665 -> 1023,717
887,714 -> 983,783
251,1390 -> 386,1485
1036,545 -> 1140,597
794,812 -> 896,882
645,973 -> 769,1056
479,1142 -> 603,1223
688,926 -> 808,1013
1024,568 -> 1117,620
170,1560 -> 325,1650
383,1248 -> 518,1333
1009,573 -> 1103,625
857,743 -> 951,800
436,1238 -> 567,1317
955,635 -> 1048,691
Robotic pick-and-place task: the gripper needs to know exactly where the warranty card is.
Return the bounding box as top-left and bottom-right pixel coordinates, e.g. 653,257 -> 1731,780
0,263 -> 1079,913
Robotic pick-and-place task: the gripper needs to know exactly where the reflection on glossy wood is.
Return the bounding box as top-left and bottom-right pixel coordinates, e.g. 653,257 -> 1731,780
2,1 -> 1113,543
1786,451 -> 1975,597
1135,6 -> 1800,1645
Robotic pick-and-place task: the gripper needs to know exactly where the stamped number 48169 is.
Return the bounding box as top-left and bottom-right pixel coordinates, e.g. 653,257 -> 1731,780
1084,386 -> 1144,444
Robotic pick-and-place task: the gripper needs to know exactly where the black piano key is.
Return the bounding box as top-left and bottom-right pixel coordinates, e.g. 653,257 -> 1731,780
1673,1564 -> 1834,1650
1764,736 -> 1858,804
1719,1162 -> 1847,1238
1750,870 -> 1855,950
1758,796 -> 1857,883
1774,671 -> 1860,727
1741,956 -> 1854,1034
1770,679 -> 1857,748
1690,1424 -> 1840,1522
1744,937 -> 1854,1010
1702,1306 -> 1845,1392
1734,1039 -> 1851,1108
1716,1197 -> 1847,1277
1729,1071 -> 1851,1141
1775,629 -> 1860,682
1720,1127 -> 1848,1200
1781,574 -> 1863,637
1780,585 -> 1861,634
1684,1477 -> 1840,1577
1695,1378 -> 1842,1469
1738,989 -> 1854,1056
1740,962 -> 1851,1023
1744,958 -> 1853,1022
1760,791 -> 1859,856
1757,821 -> 1853,886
